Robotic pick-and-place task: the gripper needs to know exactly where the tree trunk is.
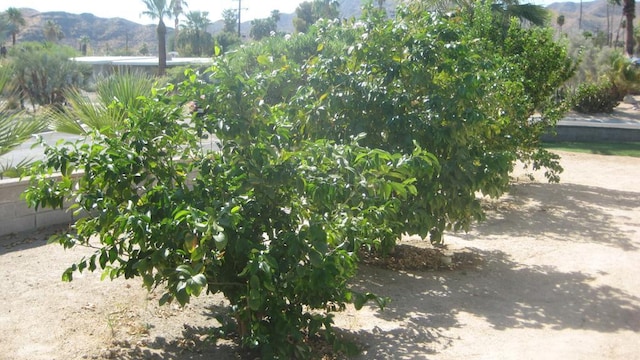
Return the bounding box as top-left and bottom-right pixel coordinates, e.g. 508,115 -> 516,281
157,20 -> 167,76
624,0 -> 635,56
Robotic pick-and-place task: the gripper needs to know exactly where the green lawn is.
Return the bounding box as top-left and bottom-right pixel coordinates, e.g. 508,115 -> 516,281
543,142 -> 640,157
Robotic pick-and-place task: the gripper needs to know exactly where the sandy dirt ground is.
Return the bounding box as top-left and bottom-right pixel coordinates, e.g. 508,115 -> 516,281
1,149 -> 639,360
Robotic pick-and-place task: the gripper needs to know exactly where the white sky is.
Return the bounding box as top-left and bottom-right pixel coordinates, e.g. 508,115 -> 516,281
1,0 -> 306,25
2,0 -> 561,25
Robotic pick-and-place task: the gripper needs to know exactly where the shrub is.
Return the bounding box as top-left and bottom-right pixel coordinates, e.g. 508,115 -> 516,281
572,81 -> 619,113
8,42 -> 91,110
25,2 -> 575,358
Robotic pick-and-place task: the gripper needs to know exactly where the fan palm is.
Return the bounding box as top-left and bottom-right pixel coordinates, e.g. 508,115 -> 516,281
0,65 -> 48,172
141,0 -> 172,76
48,72 -> 155,135
6,7 -> 26,46
43,20 -> 64,43
171,0 -> 188,51
182,11 -> 212,56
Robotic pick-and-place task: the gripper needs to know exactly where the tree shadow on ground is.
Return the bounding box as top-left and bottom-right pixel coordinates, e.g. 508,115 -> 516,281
465,182 -> 640,251
0,224 -> 68,255
346,249 -> 640,358
104,325 -> 239,359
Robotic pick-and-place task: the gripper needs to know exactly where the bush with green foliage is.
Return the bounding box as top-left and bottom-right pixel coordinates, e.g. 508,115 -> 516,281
571,81 -> 620,113
25,2 -> 574,358
8,42 -> 91,110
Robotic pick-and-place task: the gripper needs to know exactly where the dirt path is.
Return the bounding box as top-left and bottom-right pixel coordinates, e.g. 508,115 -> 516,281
1,150 -> 639,359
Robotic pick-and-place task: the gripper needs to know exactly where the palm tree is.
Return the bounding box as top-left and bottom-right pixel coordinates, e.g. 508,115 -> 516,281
182,11 -> 211,56
0,65 -> 48,177
557,14 -> 565,35
79,35 -> 90,55
6,7 -> 26,46
43,20 -> 64,43
141,0 -> 172,76
48,72 -> 155,135
171,0 -> 188,51
623,0 -> 635,56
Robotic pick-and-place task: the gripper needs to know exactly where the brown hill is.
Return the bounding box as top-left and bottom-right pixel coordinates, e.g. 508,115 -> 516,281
7,0 -> 633,56
9,8 -> 159,55
547,0 -> 640,39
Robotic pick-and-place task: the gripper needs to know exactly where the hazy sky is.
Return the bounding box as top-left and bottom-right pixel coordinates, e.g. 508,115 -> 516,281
2,0 -> 561,25
1,0 -> 306,25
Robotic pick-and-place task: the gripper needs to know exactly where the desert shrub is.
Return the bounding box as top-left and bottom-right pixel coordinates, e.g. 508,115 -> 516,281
571,81 -> 619,113
8,42 -> 91,110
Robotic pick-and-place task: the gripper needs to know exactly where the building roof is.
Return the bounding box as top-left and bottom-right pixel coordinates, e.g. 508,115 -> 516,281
72,56 -> 213,67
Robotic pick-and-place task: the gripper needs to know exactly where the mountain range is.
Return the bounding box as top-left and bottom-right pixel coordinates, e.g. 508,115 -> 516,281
3,0 -> 637,56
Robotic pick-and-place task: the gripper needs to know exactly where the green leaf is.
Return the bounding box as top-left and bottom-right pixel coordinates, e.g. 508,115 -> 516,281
213,232 -> 227,251
257,55 -> 271,66
159,293 -> 173,306
248,275 -> 262,311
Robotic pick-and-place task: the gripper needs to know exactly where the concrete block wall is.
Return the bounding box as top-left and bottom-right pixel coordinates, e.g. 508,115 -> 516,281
0,178 -> 73,237
543,124 -> 640,142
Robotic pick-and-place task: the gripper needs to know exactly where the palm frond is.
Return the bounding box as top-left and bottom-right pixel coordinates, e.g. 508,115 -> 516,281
0,65 -> 49,156
51,72 -> 155,135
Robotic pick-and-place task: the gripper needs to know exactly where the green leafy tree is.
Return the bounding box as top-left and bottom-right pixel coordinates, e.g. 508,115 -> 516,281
24,4 -> 575,357
284,3 -> 573,245
141,0 -> 172,76
250,10 -> 280,40
222,8 -> 238,34
5,7 -> 25,45
213,31 -> 240,54
24,59 -> 429,357
293,0 -> 340,33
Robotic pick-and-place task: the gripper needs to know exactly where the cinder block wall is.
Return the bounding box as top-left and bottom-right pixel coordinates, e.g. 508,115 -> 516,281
543,124 -> 640,142
0,178 -> 73,237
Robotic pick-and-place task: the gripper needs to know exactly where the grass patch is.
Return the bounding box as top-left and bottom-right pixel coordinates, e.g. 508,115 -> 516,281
543,141 -> 640,157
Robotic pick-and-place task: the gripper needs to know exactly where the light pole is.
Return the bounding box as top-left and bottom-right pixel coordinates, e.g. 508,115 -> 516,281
235,0 -> 247,37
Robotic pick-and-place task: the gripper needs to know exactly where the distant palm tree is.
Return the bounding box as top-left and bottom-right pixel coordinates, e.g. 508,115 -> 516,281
557,14 -> 565,34
141,0 -> 172,76
171,0 -> 188,51
623,0 -> 635,55
79,35 -> 90,55
182,11 -> 211,56
43,20 -> 64,43
6,7 -> 26,46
